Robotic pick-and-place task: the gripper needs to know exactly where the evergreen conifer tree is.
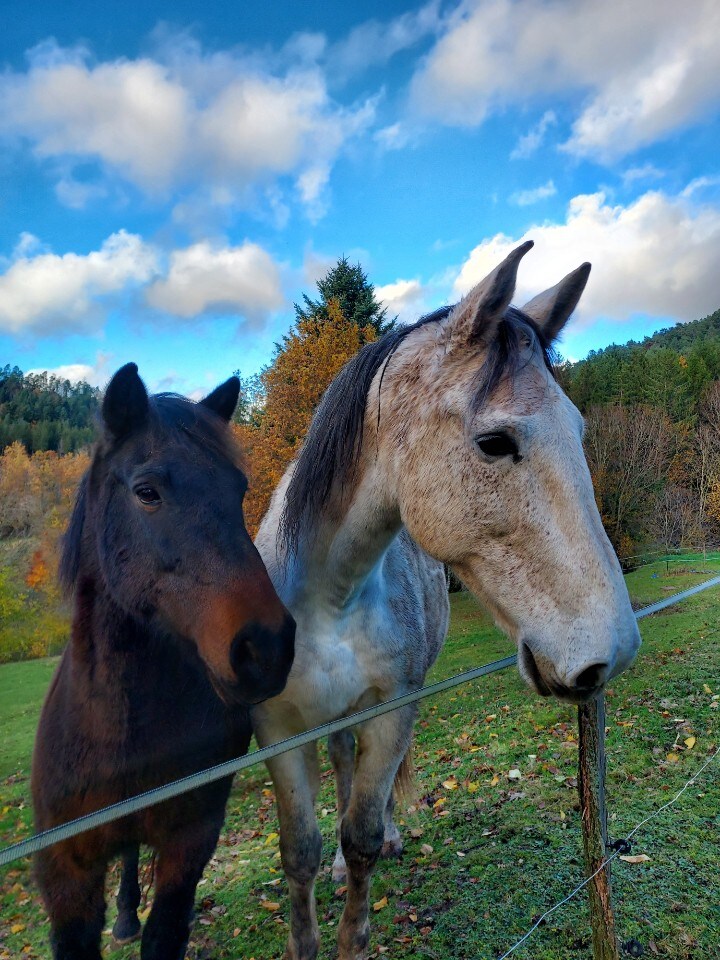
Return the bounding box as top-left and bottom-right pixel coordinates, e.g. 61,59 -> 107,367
294,256 -> 395,339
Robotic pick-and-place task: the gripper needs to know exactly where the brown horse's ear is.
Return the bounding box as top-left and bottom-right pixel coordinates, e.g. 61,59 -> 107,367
450,240 -> 534,347
200,376 -> 240,422
102,363 -> 149,439
522,262 -> 591,343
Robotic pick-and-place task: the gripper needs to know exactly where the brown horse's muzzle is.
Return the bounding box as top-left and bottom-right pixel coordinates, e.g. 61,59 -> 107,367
226,614 -> 296,704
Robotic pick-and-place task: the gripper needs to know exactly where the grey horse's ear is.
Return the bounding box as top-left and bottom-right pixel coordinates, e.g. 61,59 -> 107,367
200,376 -> 240,422
522,262 -> 591,343
449,241 -> 534,347
103,363 -> 149,439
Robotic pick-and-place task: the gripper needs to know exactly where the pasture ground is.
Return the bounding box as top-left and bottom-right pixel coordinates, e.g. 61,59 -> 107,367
0,559 -> 718,959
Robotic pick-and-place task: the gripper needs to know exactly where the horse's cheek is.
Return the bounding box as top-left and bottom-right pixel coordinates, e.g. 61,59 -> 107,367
99,503 -> 152,606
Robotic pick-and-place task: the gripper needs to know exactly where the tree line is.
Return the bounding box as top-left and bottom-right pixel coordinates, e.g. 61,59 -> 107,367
2,260 -> 720,661
0,365 -> 100,453
561,309 -> 720,558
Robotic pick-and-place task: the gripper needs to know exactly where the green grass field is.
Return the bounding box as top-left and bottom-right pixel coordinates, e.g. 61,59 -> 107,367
1,559 -> 718,959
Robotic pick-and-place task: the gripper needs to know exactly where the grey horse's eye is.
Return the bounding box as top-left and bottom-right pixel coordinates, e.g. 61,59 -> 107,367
475,433 -> 520,461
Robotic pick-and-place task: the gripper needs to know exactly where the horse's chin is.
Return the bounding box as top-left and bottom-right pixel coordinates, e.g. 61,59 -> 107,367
209,674 -> 277,708
519,643 -> 603,704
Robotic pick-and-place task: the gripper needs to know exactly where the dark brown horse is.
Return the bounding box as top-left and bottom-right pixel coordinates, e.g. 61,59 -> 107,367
31,363 -> 295,960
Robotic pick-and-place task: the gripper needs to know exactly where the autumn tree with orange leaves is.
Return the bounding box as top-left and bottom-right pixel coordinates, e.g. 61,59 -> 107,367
236,299 -> 377,533
234,257 -> 392,533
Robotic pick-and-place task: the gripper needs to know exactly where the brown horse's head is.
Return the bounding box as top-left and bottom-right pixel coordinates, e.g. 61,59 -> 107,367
62,363 -> 294,705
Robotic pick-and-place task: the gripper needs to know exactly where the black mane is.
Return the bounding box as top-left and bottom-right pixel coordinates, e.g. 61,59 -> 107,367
279,304 -> 555,552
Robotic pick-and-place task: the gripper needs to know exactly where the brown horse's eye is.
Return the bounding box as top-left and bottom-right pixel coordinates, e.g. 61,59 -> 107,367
135,485 -> 162,508
475,432 -> 520,461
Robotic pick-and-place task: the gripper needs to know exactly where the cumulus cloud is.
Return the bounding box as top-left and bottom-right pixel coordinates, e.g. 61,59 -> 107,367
621,164 -> 665,186
376,278 -> 428,324
410,0 -> 720,160
0,231 -> 158,336
0,37 -> 375,214
326,2 -> 442,80
0,232 -> 286,336
510,110 -> 557,160
27,353 -> 112,387
509,180 -> 557,207
145,240 -> 285,323
453,188 -> 720,327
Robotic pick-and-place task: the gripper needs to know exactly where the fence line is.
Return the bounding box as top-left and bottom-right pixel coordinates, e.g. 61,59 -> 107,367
498,744 -> 720,959
0,656 -> 518,867
1,573 -> 719,869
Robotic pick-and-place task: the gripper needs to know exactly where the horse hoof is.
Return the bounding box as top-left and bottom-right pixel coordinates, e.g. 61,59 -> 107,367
112,914 -> 141,945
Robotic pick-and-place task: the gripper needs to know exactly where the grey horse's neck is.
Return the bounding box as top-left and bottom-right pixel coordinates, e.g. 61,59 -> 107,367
258,457 -> 402,613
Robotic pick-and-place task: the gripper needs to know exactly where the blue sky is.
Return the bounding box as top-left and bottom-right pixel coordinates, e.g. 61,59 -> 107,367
1,0 -> 720,396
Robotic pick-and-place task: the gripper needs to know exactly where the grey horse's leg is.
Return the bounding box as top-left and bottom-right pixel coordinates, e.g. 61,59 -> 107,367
267,743 -> 323,960
330,732 -> 404,883
337,706 -> 415,960
328,730 -> 355,883
112,846 -> 142,944
381,793 -> 403,859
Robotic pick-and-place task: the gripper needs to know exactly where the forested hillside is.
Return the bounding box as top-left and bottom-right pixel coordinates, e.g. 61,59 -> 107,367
0,366 -> 99,453
2,279 -> 720,663
564,308 -> 720,418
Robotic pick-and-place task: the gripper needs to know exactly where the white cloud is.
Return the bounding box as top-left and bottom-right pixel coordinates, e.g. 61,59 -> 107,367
410,0 -> 720,160
509,180 -> 557,207
0,231 -> 158,336
54,175 -> 109,210
510,110 -> 557,160
0,37 -> 375,215
621,164 -> 665,186
376,278 -> 427,324
1,43 -> 189,192
0,232 -> 286,336
27,353 -> 112,387
373,122 -> 419,152
453,188 -> 720,327
145,240 -> 285,323
681,176 -> 720,199
326,2 -> 441,80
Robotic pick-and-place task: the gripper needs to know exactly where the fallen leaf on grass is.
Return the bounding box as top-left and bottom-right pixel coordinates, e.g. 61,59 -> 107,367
666,753 -> 679,763
260,901 -> 280,911
684,736 -> 696,750
620,854 -> 651,864
373,896 -> 388,911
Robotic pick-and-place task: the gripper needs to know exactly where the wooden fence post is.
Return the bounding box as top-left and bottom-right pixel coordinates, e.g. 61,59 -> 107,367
577,694 -> 620,960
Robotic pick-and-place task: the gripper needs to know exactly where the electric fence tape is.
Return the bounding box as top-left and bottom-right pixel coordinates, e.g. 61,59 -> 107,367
1,574 -> 719,869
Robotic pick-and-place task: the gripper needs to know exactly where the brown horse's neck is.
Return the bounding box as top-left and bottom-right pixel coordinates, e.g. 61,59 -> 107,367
66,574 -> 186,733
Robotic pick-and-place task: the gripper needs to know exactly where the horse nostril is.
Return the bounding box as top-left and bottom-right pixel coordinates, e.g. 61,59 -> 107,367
573,662 -> 608,691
